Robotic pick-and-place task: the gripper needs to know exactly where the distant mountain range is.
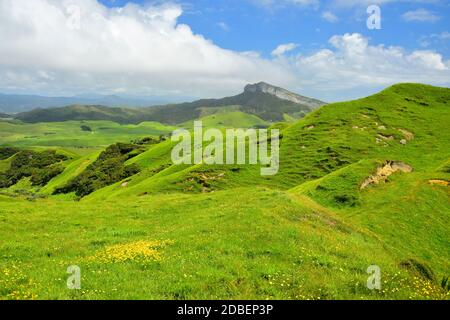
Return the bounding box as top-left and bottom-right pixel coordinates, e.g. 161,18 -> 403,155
0,93 -> 189,114
12,82 -> 327,125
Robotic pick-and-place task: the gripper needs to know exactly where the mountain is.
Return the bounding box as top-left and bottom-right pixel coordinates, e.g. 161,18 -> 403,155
0,112 -> 10,118
14,105 -> 147,124
0,93 -> 176,114
13,82 -> 326,124
244,82 -> 324,108
146,82 -> 326,124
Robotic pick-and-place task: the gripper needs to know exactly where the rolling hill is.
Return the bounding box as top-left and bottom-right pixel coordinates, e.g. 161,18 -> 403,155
0,93 -> 174,114
0,83 -> 448,300
13,82 -> 326,125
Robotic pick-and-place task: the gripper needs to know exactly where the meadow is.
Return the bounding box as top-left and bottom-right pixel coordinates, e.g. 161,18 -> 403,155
0,84 -> 449,300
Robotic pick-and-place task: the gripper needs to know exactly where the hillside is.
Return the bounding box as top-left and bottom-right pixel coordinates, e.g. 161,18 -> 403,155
146,82 -> 326,124
0,120 -> 176,148
14,105 -> 147,125
88,83 -> 449,196
0,93 -> 170,114
0,83 -> 449,300
14,82 -> 326,125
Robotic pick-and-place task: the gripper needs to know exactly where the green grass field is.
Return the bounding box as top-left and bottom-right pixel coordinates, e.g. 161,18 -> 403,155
0,84 -> 449,300
0,120 -> 177,148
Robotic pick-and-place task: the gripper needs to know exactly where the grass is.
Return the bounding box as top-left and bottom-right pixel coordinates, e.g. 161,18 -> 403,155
0,83 -> 449,300
0,120 -> 177,148
180,111 -> 269,129
0,188 -> 447,300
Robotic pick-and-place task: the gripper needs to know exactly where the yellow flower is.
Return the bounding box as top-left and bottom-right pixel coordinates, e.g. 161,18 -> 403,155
87,240 -> 173,263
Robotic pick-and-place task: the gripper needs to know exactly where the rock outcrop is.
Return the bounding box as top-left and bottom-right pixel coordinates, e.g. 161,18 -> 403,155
361,161 -> 413,189
244,82 -> 326,110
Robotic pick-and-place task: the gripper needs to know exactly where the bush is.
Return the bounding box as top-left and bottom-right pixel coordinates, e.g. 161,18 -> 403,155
54,143 -> 143,197
0,147 -> 20,160
80,125 -> 92,132
0,150 -> 68,188
133,136 -> 167,145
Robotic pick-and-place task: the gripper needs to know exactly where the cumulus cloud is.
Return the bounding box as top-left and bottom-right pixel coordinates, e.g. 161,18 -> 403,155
291,33 -> 449,100
0,0 -> 294,97
0,0 -> 448,102
271,43 -> 298,57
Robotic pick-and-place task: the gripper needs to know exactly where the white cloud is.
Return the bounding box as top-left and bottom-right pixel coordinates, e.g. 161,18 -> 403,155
290,33 -> 449,100
419,32 -> 450,48
321,11 -> 338,22
0,0 -> 448,102
402,9 -> 440,22
271,43 -> 298,57
0,0 -> 294,97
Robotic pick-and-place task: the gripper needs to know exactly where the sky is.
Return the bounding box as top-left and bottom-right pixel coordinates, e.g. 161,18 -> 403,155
0,0 -> 449,101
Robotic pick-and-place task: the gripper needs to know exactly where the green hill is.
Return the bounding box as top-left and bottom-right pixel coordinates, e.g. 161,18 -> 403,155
0,120 -> 176,148
0,83 -> 449,300
14,82 -> 326,125
86,83 -> 449,197
180,111 -> 269,129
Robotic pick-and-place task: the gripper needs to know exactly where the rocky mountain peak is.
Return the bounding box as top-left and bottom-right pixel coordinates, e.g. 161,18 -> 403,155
244,82 -> 326,109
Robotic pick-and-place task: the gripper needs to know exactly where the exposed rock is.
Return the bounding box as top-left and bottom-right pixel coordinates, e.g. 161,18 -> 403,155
244,82 -> 326,109
398,129 -> 414,141
121,181 -> 129,187
400,139 -> 407,145
378,125 -> 387,130
429,180 -> 449,186
361,161 -> 413,189
306,125 -> 315,130
377,134 -> 395,141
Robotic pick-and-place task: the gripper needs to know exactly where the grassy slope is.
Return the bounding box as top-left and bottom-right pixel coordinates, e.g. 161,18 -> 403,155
0,83 -> 449,300
180,111 -> 269,129
0,188 -> 446,300
0,156 -> 13,173
88,83 -> 450,197
0,120 -> 177,148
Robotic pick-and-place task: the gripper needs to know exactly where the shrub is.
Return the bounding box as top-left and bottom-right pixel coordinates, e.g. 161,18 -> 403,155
0,150 -> 68,188
54,143 -> 143,197
80,125 -> 92,132
133,136 -> 167,145
0,147 -> 20,160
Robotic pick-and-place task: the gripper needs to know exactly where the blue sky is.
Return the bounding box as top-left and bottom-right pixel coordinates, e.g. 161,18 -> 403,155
99,0 -> 450,59
0,0 -> 449,101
